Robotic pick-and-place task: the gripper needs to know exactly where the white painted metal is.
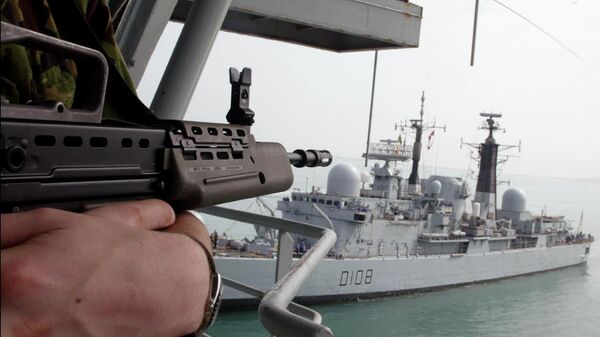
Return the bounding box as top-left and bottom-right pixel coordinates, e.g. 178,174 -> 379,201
201,206 -> 336,337
502,187 -> 527,212
217,243 -> 589,301
172,0 -> 423,51
326,163 -> 362,198
116,0 -> 178,86
221,277 -> 323,324
276,232 -> 294,282
150,0 -> 232,119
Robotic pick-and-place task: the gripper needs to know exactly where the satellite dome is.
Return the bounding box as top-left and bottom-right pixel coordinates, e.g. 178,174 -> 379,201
327,163 -> 361,197
430,180 -> 442,196
501,187 -> 527,212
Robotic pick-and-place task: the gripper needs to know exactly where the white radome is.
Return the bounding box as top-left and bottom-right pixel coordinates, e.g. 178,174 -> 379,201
430,180 -> 442,196
501,187 -> 527,212
327,163 -> 361,197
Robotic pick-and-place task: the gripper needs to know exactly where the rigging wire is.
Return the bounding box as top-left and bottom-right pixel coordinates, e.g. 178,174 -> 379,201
490,0 -> 584,61
463,127 -> 480,181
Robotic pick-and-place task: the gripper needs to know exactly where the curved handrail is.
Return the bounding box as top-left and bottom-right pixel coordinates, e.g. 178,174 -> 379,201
200,206 -> 336,337
221,277 -> 323,324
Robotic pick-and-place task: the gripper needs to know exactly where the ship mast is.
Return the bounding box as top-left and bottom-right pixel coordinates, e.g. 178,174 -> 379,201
398,92 -> 445,195
474,113 -> 501,220
461,113 -> 520,220
407,92 -> 425,194
362,92 -> 445,198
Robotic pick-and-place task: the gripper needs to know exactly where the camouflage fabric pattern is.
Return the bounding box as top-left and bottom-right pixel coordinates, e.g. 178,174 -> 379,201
73,0 -> 134,91
1,0 -> 77,107
1,0 -> 135,113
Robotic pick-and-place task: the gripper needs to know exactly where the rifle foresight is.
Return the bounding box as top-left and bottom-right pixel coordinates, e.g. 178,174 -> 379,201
0,57 -> 333,212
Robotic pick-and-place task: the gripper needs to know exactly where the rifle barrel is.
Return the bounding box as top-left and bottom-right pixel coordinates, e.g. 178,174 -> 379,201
288,150 -> 332,168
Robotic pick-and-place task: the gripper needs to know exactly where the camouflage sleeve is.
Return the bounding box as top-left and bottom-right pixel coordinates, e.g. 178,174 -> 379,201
74,0 -> 136,92
1,0 -> 77,107
1,0 -> 137,116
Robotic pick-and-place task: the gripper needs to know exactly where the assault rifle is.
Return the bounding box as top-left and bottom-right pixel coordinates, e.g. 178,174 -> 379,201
0,23 -> 331,213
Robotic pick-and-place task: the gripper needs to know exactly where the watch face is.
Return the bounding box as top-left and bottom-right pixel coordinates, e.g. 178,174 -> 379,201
204,272 -> 223,330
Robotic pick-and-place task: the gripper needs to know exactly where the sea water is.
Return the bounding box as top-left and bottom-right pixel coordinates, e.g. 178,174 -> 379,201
205,158 -> 600,337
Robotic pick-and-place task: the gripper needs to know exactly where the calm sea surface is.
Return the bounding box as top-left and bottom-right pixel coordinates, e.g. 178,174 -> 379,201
205,158 -> 600,337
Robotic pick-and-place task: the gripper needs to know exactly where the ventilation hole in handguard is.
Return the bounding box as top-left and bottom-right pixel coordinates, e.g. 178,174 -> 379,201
90,137 -> 108,148
121,138 -> 133,148
139,139 -> 150,148
183,151 -> 197,160
35,135 -> 56,147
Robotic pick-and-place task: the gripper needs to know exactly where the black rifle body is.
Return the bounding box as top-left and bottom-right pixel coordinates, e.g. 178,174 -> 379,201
1,119 -> 302,212
0,23 -> 331,213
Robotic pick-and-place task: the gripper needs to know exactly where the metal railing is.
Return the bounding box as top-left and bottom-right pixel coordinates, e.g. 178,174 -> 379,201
221,277 -> 324,324
365,142 -> 412,162
200,206 -> 337,337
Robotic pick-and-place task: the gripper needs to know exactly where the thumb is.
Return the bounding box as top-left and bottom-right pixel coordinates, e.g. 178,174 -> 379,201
163,211 -> 212,251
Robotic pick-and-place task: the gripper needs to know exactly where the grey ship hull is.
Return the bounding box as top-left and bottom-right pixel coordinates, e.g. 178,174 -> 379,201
216,243 -> 589,306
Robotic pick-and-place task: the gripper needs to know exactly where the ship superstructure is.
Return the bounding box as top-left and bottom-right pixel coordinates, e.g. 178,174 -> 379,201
275,110 -> 588,257
215,100 -> 593,306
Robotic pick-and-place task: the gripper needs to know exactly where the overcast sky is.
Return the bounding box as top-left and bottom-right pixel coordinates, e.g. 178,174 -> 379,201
137,0 -> 600,180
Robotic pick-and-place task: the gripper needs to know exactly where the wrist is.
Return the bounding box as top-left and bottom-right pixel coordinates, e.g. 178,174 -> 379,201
167,234 -> 212,336
180,234 -> 223,335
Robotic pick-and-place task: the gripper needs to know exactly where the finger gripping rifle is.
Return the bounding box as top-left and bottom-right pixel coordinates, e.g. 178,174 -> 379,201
0,23 -> 332,212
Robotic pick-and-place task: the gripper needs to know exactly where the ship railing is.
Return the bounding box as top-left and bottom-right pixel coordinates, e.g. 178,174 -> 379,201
200,206 -> 337,337
364,142 -> 412,161
220,276 -> 324,323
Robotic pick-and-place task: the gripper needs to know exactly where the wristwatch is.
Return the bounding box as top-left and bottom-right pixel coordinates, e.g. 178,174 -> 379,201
184,235 -> 224,337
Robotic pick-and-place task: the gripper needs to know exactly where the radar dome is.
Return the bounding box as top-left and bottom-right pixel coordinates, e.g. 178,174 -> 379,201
501,187 -> 527,212
327,163 -> 361,197
430,180 -> 442,196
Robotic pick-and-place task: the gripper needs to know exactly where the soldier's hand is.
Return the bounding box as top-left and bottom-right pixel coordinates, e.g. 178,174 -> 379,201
1,200 -> 211,337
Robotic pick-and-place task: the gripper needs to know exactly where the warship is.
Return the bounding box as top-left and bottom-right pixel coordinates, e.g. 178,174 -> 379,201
213,95 -> 594,306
